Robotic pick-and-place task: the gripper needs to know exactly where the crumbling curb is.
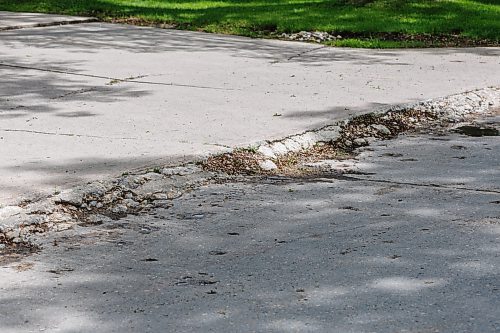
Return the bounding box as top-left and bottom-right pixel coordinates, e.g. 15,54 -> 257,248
0,165 -> 217,247
0,87 -> 498,248
256,87 -> 499,160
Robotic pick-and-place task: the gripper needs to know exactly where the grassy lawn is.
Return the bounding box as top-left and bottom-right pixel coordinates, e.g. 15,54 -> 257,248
0,0 -> 498,47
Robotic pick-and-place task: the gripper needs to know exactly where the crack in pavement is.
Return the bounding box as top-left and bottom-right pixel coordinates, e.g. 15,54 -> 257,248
49,87 -> 98,100
287,46 -> 327,61
270,45 -> 326,64
46,75 -> 148,100
0,63 -> 237,91
315,175 -> 500,194
105,74 -> 149,86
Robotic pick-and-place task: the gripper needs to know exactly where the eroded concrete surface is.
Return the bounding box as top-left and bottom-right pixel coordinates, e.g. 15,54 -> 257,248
0,115 -> 498,333
1,12 -> 500,204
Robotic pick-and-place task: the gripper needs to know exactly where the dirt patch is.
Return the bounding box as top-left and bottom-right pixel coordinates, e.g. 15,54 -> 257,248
107,17 -> 178,29
203,149 -> 263,175
329,31 -> 499,47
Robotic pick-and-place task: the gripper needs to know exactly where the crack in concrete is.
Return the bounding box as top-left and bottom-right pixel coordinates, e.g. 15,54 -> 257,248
49,87 -> 98,100
47,76 -> 148,100
105,74 -> 149,86
287,46 -> 327,61
0,128 -> 141,140
0,63 -> 236,91
269,46 -> 326,64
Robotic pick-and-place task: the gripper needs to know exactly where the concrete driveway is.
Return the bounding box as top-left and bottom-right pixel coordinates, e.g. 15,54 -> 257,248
1,12 -> 499,205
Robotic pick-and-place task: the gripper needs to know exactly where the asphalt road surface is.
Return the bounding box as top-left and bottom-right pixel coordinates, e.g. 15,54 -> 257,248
1,116 -> 498,333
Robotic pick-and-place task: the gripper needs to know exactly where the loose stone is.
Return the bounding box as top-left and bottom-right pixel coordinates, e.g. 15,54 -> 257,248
112,205 -> 128,214
354,138 -> 368,146
371,124 -> 391,135
259,160 -> 278,171
257,146 -> 277,159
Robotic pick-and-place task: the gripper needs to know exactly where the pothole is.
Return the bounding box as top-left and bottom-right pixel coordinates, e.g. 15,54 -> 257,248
454,125 -> 499,137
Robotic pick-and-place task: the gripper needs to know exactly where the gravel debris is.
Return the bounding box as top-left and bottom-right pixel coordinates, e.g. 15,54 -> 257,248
275,30 -> 499,47
0,87 -> 498,252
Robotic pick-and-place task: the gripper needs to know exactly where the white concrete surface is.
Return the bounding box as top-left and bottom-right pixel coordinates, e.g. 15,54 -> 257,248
1,12 -> 499,204
0,11 -> 95,30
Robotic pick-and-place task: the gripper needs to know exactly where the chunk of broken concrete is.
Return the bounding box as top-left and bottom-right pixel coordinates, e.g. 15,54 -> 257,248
258,160 -> 278,171
257,146 -> 277,159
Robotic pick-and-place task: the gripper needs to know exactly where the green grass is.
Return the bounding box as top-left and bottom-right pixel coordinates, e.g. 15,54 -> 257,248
0,0 -> 498,48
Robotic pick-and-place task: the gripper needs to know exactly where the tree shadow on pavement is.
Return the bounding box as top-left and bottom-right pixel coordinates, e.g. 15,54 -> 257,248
3,22 -> 498,68
0,130 -> 499,332
0,55 -> 150,117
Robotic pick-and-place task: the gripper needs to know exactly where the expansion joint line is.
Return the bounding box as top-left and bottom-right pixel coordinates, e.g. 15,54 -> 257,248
0,128 -> 140,140
0,63 -> 235,91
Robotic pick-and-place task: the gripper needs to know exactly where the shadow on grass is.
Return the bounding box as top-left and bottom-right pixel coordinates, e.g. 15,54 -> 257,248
0,0 -> 498,41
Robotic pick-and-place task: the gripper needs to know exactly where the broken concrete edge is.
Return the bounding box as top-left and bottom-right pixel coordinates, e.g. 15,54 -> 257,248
253,87 -> 499,163
201,87 -> 499,175
0,165 -> 221,246
0,17 -> 98,31
0,86 -> 498,246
